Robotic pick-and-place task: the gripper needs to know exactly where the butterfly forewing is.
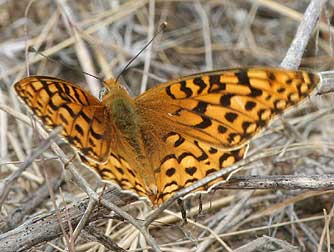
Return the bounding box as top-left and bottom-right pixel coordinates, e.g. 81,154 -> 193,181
136,67 -> 320,150
14,76 -> 112,162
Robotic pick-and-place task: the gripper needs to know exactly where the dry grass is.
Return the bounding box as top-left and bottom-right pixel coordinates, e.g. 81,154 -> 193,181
1,0 -> 334,251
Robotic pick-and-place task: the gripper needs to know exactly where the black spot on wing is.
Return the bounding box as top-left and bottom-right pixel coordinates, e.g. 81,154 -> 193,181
242,121 -> 253,134
72,86 -> 88,105
268,72 -> 275,80
193,101 -> 208,114
48,98 -> 60,111
277,87 -> 286,93
180,80 -> 193,98
161,154 -> 177,165
80,110 -> 93,124
178,152 -> 194,163
75,124 -> 84,136
245,101 -> 256,111
208,147 -> 218,154
235,71 -> 250,85
165,86 -> 176,99
162,132 -> 178,142
225,112 -> 238,123
250,88 -> 263,97
184,178 -> 198,185
39,80 -> 54,97
163,181 -> 178,191
209,75 -> 220,84
61,104 -> 76,117
166,168 -> 176,177
193,77 -> 206,94
90,126 -> 104,140
62,82 -> 71,95
208,80 -> 226,93
193,116 -> 212,129
174,135 -> 185,147
59,113 -> 69,125
127,169 -> 136,177
81,147 -> 94,156
218,125 -> 227,133
220,94 -> 234,106
116,167 -> 124,174
219,153 -> 231,167
227,133 -> 240,144
185,167 -> 197,176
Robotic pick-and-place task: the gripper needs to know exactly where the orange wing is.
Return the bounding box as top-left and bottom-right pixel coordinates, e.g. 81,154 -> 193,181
79,153 -> 147,197
136,67 -> 320,150
14,76 -> 111,162
133,67 -> 320,204
153,135 -> 248,204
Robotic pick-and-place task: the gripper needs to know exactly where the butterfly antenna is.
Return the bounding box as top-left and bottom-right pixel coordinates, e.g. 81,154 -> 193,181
115,21 -> 167,83
28,47 -> 104,82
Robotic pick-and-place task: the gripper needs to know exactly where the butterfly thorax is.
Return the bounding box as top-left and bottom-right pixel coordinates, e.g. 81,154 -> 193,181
102,81 -> 158,196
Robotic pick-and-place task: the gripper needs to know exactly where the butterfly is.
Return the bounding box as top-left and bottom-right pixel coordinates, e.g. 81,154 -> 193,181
14,67 -> 320,205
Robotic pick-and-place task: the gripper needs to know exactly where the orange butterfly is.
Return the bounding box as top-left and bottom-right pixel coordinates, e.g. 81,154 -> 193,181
14,67 -> 320,205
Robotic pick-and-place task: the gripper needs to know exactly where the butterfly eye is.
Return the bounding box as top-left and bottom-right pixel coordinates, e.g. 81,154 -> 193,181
99,87 -> 109,100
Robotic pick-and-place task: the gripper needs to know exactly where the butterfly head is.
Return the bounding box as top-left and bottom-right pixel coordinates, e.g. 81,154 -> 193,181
99,78 -> 130,100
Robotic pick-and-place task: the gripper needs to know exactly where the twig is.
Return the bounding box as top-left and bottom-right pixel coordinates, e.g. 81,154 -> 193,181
0,127 -> 61,210
280,0 -> 326,69
0,89 -> 8,160
0,188 -> 136,252
44,168 -> 73,251
2,176 -> 63,232
83,225 -> 127,252
216,175 -> 334,190
194,1 -> 212,70
233,235 -> 299,252
196,191 -> 254,252
72,198 -> 96,241
140,0 -> 155,93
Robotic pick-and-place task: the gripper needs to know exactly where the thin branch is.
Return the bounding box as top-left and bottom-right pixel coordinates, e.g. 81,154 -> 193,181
0,188 -> 137,252
140,0 -> 155,93
1,174 -> 333,252
72,198 -> 96,241
0,127 -> 61,209
215,175 -> 334,190
280,0 -> 326,69
2,176 -> 63,232
83,225 -> 127,252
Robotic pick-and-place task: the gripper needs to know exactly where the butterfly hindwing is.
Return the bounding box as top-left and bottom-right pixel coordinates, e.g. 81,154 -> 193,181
80,154 -> 146,197
154,132 -> 248,204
